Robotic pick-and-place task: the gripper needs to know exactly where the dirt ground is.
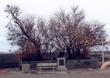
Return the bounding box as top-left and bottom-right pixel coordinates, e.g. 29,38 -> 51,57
0,68 -> 110,78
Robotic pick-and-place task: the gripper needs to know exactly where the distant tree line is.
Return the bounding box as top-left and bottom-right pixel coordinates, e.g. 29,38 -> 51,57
5,5 -> 107,61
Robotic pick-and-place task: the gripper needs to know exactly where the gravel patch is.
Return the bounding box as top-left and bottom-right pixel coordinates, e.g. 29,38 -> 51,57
0,68 -> 110,78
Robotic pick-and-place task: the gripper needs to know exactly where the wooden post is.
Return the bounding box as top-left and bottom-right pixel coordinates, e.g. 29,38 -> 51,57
102,37 -> 104,64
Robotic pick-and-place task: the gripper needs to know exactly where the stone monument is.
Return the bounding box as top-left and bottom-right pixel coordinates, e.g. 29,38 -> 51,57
22,64 -> 30,73
57,57 -> 67,71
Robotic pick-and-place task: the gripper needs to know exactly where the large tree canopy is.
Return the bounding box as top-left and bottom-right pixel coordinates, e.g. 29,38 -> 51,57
5,5 -> 49,61
48,7 -> 106,59
5,5 -> 107,60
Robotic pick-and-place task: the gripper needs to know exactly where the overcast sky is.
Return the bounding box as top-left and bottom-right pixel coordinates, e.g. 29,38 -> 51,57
0,0 -> 110,52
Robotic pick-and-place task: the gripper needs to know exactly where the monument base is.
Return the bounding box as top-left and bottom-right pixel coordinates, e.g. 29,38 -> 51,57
58,67 -> 67,71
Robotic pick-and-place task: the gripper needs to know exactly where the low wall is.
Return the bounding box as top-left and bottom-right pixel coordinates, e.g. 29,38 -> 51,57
0,59 -> 99,69
66,59 -> 99,69
21,59 -> 99,70
0,54 -> 19,68
0,62 -> 19,68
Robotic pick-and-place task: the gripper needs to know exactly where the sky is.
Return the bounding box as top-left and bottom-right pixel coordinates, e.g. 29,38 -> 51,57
0,0 -> 110,52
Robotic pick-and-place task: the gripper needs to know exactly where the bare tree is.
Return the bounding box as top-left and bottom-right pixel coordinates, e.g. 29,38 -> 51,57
5,5 -> 107,60
5,5 -> 48,61
48,6 -> 107,59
